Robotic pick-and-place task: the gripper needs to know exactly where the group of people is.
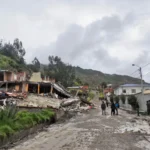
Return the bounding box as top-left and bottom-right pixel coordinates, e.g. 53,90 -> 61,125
101,99 -> 120,116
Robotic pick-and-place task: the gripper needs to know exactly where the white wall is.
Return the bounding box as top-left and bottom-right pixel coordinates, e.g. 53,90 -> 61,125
135,94 -> 150,112
119,96 -> 132,110
119,94 -> 150,112
114,86 -> 150,96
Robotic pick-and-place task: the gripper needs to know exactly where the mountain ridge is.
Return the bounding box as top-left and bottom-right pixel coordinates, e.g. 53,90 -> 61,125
75,66 -> 143,87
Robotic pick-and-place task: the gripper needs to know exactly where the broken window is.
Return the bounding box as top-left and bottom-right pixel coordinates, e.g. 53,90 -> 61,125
122,89 -> 126,93
131,89 -> 136,93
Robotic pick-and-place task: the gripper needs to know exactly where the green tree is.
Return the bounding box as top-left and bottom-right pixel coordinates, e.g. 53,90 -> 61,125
48,56 -> 75,87
120,94 -> 125,104
13,39 -> 26,58
27,57 -> 41,72
110,95 -> 114,103
128,95 -> 139,110
0,39 -> 26,64
101,82 -> 107,88
114,96 -> 119,103
75,77 -> 83,85
84,82 -> 89,86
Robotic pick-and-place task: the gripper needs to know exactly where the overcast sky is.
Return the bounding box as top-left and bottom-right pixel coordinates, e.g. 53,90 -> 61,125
1,0 -> 150,81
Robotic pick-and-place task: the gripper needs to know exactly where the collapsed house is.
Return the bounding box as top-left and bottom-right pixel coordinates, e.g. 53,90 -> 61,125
28,72 -> 70,98
0,71 -> 70,98
0,71 -> 94,112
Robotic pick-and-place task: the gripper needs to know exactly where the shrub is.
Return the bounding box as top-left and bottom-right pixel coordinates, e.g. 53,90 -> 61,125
110,96 -> 114,103
29,113 -> 42,123
0,125 -> 15,136
0,108 -> 55,140
0,130 -> 7,140
18,116 -> 37,128
120,95 -> 125,104
128,95 -> 139,110
87,92 -> 95,101
41,109 -> 55,118
12,122 -> 23,131
114,96 -> 119,103
0,106 -> 17,121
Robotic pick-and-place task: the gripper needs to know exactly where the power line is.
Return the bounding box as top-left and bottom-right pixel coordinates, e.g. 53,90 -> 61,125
129,62 -> 150,76
142,62 -> 150,69
143,71 -> 150,77
130,69 -> 139,76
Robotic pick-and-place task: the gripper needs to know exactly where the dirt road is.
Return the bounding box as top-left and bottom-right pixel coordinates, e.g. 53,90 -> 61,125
10,100 -> 150,150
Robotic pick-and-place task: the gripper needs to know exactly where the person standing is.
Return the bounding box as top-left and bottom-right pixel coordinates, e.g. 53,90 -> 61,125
111,102 -> 116,115
136,102 -> 139,116
101,101 -> 106,115
115,102 -> 119,115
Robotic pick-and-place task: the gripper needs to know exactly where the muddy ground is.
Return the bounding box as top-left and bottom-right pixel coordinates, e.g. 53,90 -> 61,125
8,98 -> 150,150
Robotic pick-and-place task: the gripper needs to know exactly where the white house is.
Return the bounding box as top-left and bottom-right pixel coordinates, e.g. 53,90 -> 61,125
114,84 -> 150,96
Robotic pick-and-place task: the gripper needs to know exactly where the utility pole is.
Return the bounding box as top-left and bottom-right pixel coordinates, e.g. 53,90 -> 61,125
139,67 -> 144,94
132,64 -> 143,116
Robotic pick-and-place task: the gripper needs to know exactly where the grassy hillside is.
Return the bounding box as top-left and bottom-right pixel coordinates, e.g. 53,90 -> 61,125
0,54 -> 28,71
75,67 -> 142,87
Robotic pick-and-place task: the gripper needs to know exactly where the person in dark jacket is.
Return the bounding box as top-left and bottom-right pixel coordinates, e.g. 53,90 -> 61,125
111,102 -> 116,115
136,102 -> 139,116
101,101 -> 106,115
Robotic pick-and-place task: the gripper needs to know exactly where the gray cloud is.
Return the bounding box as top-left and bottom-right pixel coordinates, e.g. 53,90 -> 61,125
34,14 -> 132,73
1,0 -> 150,81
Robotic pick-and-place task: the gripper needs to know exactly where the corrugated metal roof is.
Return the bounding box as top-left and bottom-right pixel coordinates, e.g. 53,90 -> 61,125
53,83 -> 71,97
121,84 -> 150,87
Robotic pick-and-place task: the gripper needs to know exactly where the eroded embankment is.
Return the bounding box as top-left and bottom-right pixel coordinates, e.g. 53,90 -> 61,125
0,107 -> 81,150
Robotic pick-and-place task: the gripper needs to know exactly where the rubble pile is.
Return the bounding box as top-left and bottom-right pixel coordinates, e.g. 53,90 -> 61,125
61,98 -> 80,112
0,92 -> 94,113
16,94 -> 94,112
17,94 -> 61,109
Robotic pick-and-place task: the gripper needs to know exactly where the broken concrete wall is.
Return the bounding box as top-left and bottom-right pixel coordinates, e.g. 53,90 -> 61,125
4,72 -> 12,81
17,94 -> 61,109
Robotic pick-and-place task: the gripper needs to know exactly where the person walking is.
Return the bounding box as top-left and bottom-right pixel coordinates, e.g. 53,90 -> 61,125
111,102 -> 116,115
101,101 -> 106,115
115,102 -> 120,115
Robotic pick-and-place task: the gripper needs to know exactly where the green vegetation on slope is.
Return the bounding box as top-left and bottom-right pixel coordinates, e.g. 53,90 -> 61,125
0,107 -> 55,141
75,66 -> 142,87
0,54 -> 27,71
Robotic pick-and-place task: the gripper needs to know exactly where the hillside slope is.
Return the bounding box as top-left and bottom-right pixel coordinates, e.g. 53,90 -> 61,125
0,54 -> 28,71
75,67 -> 142,86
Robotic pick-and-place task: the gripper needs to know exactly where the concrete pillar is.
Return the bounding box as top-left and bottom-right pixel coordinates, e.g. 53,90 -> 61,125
6,82 -> 8,92
22,83 -> 28,92
50,85 -> 53,94
26,84 -> 29,92
4,72 -> 6,81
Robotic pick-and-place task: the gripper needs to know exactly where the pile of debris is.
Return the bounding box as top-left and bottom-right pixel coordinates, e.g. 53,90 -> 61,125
0,91 -> 95,113
16,94 -> 94,112
17,94 -> 61,109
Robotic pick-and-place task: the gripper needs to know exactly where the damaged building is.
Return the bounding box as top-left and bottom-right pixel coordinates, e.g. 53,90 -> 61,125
0,71 -> 70,99
0,70 -> 27,92
0,71 -> 94,113
28,72 -> 70,98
